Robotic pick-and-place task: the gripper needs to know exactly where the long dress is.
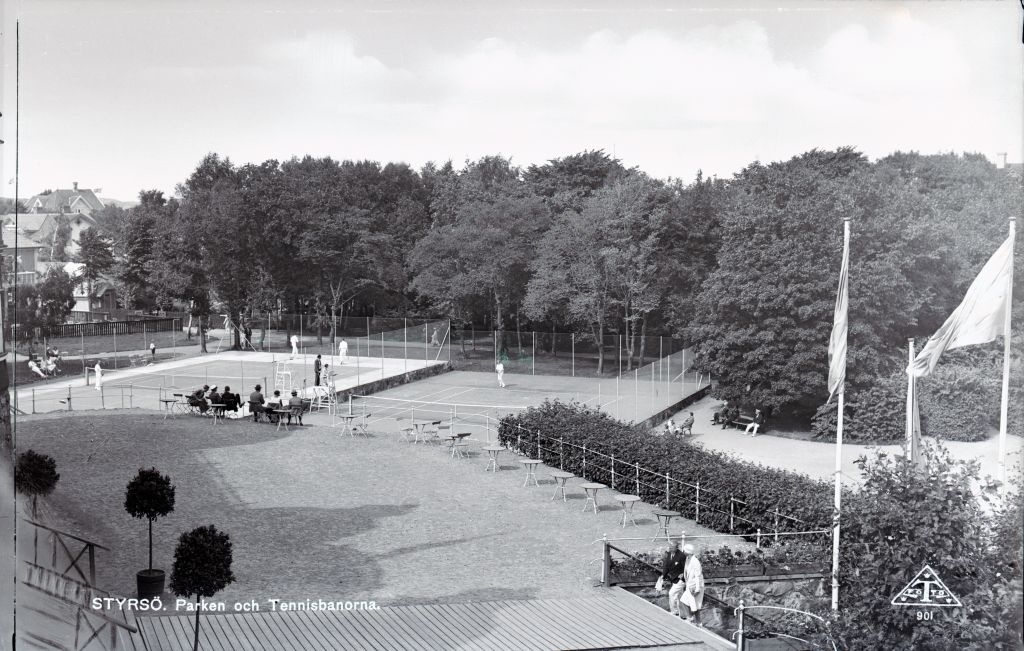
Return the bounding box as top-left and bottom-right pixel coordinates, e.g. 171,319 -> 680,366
95,364 -> 103,391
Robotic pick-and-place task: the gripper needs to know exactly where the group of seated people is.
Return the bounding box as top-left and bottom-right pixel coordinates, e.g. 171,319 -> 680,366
187,384 -> 242,417
26,347 -> 62,378
663,412 -> 695,436
712,401 -> 766,436
247,384 -> 305,425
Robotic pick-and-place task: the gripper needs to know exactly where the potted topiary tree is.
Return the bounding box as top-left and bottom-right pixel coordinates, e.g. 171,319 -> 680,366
15,449 -> 60,518
124,467 -> 176,599
170,525 -> 235,651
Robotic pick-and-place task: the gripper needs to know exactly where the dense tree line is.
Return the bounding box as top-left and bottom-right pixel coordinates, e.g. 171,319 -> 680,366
77,148 -> 1022,421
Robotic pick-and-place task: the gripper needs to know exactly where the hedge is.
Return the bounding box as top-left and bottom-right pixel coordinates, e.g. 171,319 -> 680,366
498,400 -> 833,539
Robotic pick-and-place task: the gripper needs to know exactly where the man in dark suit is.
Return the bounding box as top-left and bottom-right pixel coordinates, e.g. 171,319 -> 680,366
314,354 -> 323,386
658,537 -> 689,617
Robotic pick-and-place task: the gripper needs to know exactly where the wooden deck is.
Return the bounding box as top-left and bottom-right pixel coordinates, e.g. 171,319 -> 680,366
138,591 -> 730,650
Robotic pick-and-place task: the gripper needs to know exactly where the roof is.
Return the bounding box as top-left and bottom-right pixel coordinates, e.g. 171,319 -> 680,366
0,213 -> 56,232
2,231 -> 46,249
27,188 -> 105,213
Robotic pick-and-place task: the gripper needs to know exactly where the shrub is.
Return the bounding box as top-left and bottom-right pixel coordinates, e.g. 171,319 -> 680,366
15,450 -> 60,518
917,364 -> 1001,441
811,373 -> 905,443
611,539 -> 830,580
499,400 -> 833,537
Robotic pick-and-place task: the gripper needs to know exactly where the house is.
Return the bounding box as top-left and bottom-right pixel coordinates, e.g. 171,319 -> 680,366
26,182 -> 105,217
1,229 -> 47,286
63,262 -> 117,312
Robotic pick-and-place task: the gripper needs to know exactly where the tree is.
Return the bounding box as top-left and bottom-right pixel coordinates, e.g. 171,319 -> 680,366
830,445 -> 1022,649
685,149 -> 946,417
50,216 -> 72,263
170,525 -> 235,651
525,149 -> 627,214
14,450 -> 60,518
410,156 -> 549,345
75,227 -> 114,283
124,468 -> 176,572
13,268 -> 76,349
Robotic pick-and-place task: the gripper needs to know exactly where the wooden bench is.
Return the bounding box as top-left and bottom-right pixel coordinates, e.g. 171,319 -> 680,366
729,414 -> 768,432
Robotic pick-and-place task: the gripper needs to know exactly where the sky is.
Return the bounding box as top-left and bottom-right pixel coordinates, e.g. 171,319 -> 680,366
0,0 -> 1021,202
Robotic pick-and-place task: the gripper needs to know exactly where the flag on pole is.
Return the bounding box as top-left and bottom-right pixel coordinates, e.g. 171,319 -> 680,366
908,235 -> 1014,377
827,222 -> 850,402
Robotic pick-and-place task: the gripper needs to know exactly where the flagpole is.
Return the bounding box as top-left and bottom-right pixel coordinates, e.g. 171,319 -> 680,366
998,218 -> 1015,487
831,218 -> 850,612
906,338 -> 919,465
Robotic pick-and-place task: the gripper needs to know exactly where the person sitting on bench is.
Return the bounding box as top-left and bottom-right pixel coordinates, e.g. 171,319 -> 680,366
664,419 -> 678,436
722,405 -> 740,429
266,390 -> 284,423
712,400 -> 729,425
745,409 -> 765,437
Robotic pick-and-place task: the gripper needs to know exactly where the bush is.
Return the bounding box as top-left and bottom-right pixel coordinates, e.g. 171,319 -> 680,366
813,361 -> 1022,443
917,364 -> 1001,441
15,450 -> 60,518
125,468 -> 176,571
611,539 -> 830,580
811,373 -> 905,443
499,400 -> 833,537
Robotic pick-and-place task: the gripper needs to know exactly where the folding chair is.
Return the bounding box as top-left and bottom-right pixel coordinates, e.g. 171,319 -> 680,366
352,413 -> 372,437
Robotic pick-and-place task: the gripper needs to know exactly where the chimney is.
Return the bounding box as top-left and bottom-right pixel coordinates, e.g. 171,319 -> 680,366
73,181 -> 78,191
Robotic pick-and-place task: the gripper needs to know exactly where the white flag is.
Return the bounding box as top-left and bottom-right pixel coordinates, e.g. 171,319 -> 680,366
908,235 -> 1014,377
827,223 -> 850,401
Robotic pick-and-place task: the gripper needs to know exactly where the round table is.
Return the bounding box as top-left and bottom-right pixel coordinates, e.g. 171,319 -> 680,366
579,482 -> 607,514
652,508 -> 682,542
615,495 -> 642,527
448,432 -> 472,458
550,471 -> 575,501
160,398 -> 178,420
483,446 -> 504,472
520,459 -> 542,487
336,413 -> 358,437
210,403 -> 227,425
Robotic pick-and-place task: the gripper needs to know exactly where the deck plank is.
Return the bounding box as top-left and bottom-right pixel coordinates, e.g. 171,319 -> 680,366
473,600 -> 559,650
511,599 -> 599,649
419,603 -> 495,651
400,604 -> 469,649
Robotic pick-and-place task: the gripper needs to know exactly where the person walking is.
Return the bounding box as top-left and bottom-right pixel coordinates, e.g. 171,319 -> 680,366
430,327 -> 441,347
290,334 -> 299,358
338,339 -> 348,365
680,543 -> 705,625
150,342 -> 157,359
495,361 -> 506,388
314,354 -> 322,386
657,537 -> 689,618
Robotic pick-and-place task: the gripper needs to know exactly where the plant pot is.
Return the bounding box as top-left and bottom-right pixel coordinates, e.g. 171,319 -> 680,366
137,569 -> 165,599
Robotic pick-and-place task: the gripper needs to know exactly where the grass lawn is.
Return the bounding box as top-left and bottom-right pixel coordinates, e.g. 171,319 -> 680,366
16,410 -> 728,611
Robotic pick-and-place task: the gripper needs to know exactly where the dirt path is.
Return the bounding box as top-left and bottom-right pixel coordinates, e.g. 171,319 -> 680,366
668,397 -> 1024,484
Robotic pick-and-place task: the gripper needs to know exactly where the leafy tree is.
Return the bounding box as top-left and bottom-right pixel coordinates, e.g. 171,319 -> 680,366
525,149 -> 627,214
15,450 -> 60,518
170,525 -> 235,651
410,157 -> 549,343
13,268 -> 76,348
124,468 -> 176,571
686,149 -> 945,417
110,190 -> 164,308
50,216 -> 72,263
831,445 -> 1022,649
0,198 -> 27,213
75,227 -> 114,283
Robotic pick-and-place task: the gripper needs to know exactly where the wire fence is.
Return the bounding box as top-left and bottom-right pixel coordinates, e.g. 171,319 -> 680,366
501,422 -> 824,545
348,394 -> 525,443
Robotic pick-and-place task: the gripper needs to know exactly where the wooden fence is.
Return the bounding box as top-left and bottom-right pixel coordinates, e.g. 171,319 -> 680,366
11,317 -> 179,340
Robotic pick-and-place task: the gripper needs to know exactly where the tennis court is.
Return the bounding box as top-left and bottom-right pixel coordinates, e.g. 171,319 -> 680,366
346,368 -> 709,443
14,351 -> 447,415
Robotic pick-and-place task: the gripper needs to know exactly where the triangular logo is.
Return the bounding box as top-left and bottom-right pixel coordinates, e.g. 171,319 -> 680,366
891,565 -> 962,607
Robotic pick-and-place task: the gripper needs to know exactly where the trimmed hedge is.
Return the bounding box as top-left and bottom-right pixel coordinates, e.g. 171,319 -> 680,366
611,539 -> 829,581
498,400 -> 832,539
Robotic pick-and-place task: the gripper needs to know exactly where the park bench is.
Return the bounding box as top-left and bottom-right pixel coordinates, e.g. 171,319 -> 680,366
729,412 -> 769,433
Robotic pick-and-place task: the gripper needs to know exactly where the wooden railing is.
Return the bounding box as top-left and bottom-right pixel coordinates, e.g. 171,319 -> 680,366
23,519 -> 110,586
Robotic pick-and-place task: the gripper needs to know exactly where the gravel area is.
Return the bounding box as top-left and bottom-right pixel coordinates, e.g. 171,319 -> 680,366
15,410 -> 724,611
